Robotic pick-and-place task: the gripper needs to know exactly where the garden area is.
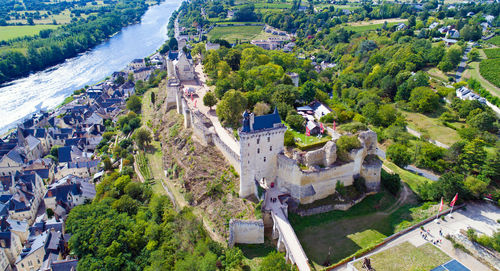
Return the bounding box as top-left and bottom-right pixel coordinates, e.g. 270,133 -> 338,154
207,25 -> 264,43
352,241 -> 451,271
0,24 -> 59,41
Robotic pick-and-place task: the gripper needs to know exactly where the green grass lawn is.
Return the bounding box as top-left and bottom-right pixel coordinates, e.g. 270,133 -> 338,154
238,243 -> 277,270
0,25 -> 59,41
207,25 -> 264,43
399,109 -> 460,147
284,123 -> 331,150
353,241 -> 451,271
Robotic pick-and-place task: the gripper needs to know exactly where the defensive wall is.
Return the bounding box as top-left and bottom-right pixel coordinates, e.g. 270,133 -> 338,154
228,219 -> 265,247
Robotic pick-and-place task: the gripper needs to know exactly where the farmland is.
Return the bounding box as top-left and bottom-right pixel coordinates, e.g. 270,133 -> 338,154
479,58 -> 500,88
484,48 -> 500,59
0,25 -> 59,41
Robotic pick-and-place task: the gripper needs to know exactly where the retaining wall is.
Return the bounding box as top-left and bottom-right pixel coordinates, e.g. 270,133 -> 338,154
228,219 -> 265,247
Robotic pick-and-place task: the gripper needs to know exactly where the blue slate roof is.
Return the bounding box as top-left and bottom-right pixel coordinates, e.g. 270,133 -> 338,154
26,168 -> 49,179
6,149 -> 25,164
23,119 -> 34,128
241,108 -> 283,133
168,51 -> 179,60
58,147 -> 72,163
51,259 -> 78,271
65,138 -> 81,147
0,195 -> 12,204
35,128 -> 46,138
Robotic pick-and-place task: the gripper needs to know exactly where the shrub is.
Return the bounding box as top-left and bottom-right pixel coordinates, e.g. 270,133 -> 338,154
286,114 -> 305,133
339,122 -> 367,133
335,181 -> 346,196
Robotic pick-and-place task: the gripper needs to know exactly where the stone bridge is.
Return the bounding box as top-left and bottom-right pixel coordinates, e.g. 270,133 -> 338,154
265,187 -> 311,271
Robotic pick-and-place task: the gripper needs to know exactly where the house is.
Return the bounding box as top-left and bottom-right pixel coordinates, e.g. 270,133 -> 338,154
8,172 -> 46,223
428,22 -> 439,30
44,175 -> 95,211
16,230 -> 65,271
286,72 -> 299,87
46,258 -> 78,271
297,101 -> 332,120
443,38 -> 458,46
0,217 -> 23,267
129,59 -> 145,70
396,23 -> 407,31
456,86 -> 486,104
205,42 -> 220,51
306,120 -> 321,135
167,51 -> 195,81
6,219 -> 28,244
447,29 -> 460,39
250,40 -> 280,50
466,11 -> 474,17
133,67 -> 154,81
0,149 -> 26,177
54,160 -> 100,179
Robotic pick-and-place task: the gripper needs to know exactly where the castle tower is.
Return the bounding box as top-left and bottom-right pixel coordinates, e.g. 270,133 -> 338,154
238,108 -> 287,198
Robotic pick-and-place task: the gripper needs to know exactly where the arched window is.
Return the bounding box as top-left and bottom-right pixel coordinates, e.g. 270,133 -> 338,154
257,148 -> 260,154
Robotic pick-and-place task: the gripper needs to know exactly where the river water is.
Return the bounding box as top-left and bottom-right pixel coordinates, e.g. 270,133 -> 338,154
0,0 -> 180,133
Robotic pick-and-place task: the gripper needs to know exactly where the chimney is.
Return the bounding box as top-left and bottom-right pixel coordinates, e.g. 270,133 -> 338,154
249,113 -> 255,132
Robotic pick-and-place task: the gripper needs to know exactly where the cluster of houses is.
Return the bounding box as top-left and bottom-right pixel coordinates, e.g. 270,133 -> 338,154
296,101 -> 333,136
0,50 -> 167,271
456,86 -> 487,104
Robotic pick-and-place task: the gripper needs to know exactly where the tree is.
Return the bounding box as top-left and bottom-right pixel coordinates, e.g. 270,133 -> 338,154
203,91 -> 217,110
381,170 -> 401,195
409,87 -> 440,113
126,95 -> 142,113
46,208 -> 54,218
468,48 -> 480,62
387,143 -> 412,168
134,128 -> 152,150
128,73 -> 134,82
50,145 -> 61,159
216,90 -> 248,127
463,176 -> 488,198
467,111 -> 497,132
286,114 -> 305,133
460,24 -> 482,41
299,81 -> 318,103
459,138 -> 486,174
253,102 -> 270,116
258,251 -> 290,271
168,38 -> 178,51
150,92 -> 155,104
115,75 -> 125,85
27,17 -> 34,25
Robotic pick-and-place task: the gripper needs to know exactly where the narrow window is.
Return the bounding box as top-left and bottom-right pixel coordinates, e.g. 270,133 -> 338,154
257,148 -> 260,154
270,146 -> 272,151
257,138 -> 260,144
264,157 -> 266,162
267,137 -> 270,142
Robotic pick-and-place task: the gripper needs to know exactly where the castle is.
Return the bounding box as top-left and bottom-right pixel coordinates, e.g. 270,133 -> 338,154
238,110 -> 382,204
165,51 -> 382,206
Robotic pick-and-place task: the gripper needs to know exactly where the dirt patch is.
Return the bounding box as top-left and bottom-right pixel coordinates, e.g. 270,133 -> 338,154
157,108 -> 257,240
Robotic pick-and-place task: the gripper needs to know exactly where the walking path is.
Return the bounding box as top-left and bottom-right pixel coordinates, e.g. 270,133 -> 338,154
376,147 -> 440,181
181,62 -> 240,155
455,44 -> 472,82
334,202 -> 499,271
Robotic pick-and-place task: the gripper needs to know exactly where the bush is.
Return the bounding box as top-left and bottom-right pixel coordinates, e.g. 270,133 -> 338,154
339,122 -> 367,133
381,169 -> 401,195
286,114 -> 305,133
336,135 -> 362,162
386,143 -> 412,168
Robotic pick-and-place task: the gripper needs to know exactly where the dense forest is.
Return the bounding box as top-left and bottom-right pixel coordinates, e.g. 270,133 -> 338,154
0,0 -> 148,84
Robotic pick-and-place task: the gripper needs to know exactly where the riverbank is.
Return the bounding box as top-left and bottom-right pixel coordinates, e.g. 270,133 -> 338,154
0,0 -> 180,134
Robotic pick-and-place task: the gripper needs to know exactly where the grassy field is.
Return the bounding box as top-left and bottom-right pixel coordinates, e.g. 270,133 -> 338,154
484,48 -> 500,59
343,20 -> 406,33
207,25 -> 264,43
399,110 -> 460,147
425,67 -> 453,82
0,25 -> 59,41
353,241 -> 451,271
284,123 -> 331,150
479,58 -> 500,89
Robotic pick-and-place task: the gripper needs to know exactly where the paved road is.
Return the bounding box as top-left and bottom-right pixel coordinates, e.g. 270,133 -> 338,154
377,148 -> 440,181
455,44 -> 472,82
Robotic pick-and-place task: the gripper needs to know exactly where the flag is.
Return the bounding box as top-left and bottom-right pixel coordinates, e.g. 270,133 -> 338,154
306,126 -> 310,136
438,198 -> 444,212
194,100 -> 197,108
320,123 -> 324,134
190,93 -> 193,101
333,120 -> 336,131
450,193 -> 458,207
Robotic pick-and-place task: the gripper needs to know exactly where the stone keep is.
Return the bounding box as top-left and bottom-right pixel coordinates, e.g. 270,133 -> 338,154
238,109 -> 286,198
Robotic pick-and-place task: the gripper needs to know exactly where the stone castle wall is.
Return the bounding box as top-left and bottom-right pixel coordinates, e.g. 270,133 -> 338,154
228,219 -> 264,247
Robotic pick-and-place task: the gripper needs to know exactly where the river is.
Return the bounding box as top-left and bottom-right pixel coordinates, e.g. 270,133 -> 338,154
0,0 -> 180,134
